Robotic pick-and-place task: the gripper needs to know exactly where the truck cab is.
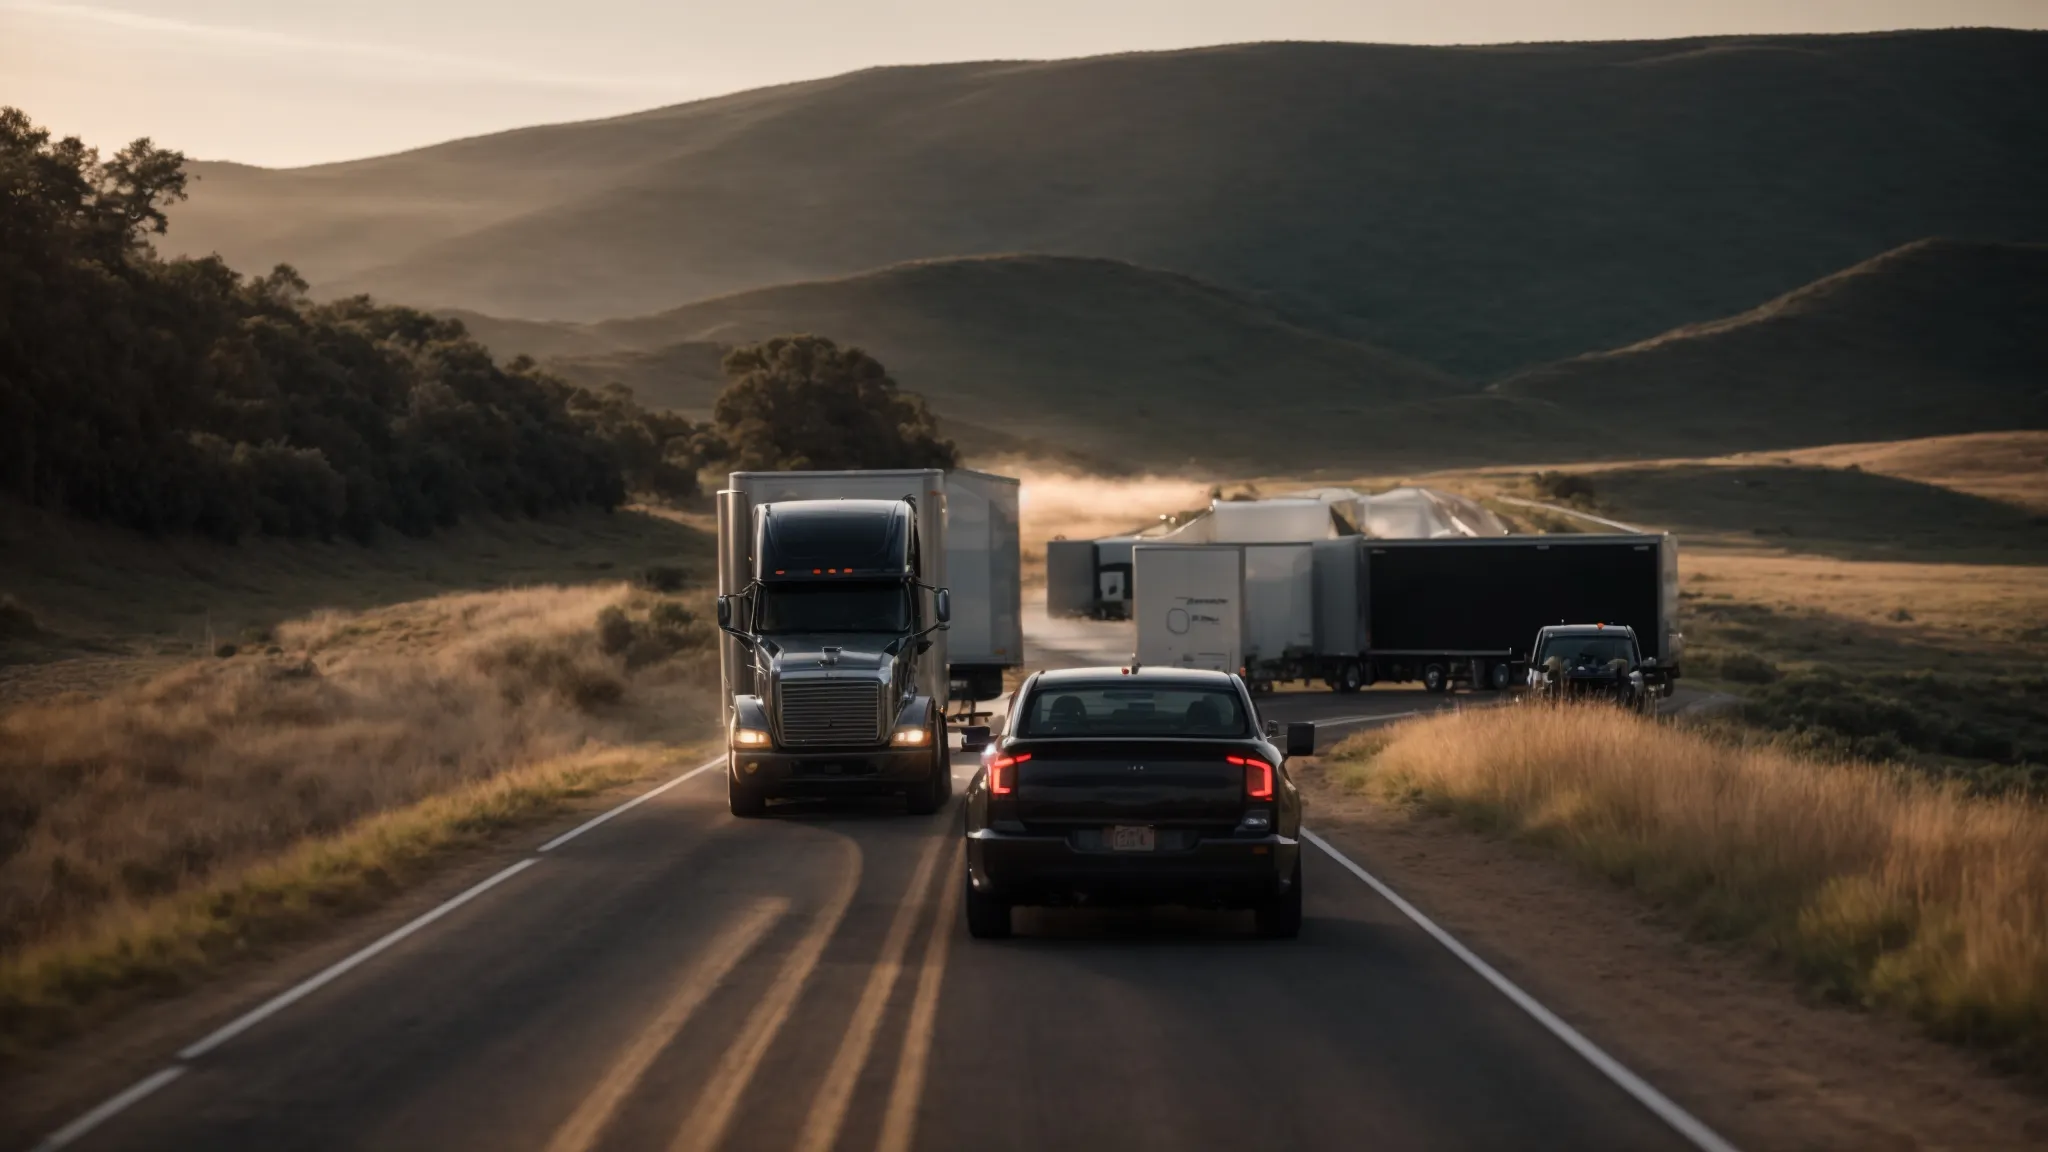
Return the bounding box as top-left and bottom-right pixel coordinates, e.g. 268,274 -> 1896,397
1524,623 -> 1657,712
716,497 -> 956,816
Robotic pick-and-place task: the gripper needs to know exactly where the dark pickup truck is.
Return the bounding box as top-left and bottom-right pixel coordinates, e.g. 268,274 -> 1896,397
1524,624 -> 1657,713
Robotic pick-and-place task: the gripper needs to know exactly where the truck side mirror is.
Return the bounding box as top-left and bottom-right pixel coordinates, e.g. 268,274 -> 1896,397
1642,657 -> 1659,668
715,596 -> 732,629
914,638 -> 933,656
1286,723 -> 1317,758
960,725 -> 991,751
935,588 -> 951,625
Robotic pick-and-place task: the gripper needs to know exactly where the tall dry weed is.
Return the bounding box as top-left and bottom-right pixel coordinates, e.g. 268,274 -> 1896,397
0,584 -> 716,957
1333,705 -> 2048,1065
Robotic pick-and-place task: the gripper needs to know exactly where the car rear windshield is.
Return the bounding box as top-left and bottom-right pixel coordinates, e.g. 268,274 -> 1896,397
1015,683 -> 1249,738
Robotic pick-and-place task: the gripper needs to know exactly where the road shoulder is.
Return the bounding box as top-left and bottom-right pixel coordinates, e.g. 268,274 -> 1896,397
1296,760 -> 2048,1152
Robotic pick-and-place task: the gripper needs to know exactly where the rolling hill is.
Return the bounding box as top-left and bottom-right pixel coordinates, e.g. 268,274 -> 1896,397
448,241 -> 2047,472
1489,240 -> 2048,457
464,255 -> 1462,468
166,30 -> 2048,379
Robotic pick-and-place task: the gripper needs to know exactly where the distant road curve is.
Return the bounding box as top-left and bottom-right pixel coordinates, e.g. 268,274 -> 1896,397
1493,495 -> 1644,533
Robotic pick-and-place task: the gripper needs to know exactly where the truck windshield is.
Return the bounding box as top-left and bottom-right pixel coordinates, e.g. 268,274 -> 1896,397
1015,683 -> 1249,738
1537,635 -> 1636,667
756,582 -> 912,634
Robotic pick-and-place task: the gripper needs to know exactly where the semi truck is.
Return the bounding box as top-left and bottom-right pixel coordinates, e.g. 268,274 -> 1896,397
1131,533 -> 1681,695
714,469 -> 1020,817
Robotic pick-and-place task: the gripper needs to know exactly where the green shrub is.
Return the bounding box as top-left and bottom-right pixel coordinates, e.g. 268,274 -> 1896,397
1717,651 -> 1781,684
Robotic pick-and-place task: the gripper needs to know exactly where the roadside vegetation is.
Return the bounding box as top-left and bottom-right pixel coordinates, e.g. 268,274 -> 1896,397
0,584 -> 717,1058
1326,705 -> 2048,1072
0,110 -> 955,543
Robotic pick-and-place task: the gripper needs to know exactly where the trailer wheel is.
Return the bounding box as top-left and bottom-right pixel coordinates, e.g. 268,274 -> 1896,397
1334,662 -> 1364,694
1422,664 -> 1448,694
1489,662 -> 1511,691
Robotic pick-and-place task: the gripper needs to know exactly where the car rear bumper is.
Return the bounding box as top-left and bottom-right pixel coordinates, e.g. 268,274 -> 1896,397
967,827 -> 1297,907
732,747 -> 932,795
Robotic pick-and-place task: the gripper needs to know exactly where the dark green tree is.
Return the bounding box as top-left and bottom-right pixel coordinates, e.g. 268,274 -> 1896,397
712,335 -> 956,472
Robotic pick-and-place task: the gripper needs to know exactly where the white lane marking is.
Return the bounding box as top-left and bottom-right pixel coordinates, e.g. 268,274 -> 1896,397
1301,828 -> 1740,1152
179,857 -> 541,1060
41,752 -> 729,1149
1492,494 -> 1644,533
31,1066 -> 186,1152
1308,710 -> 1424,728
539,756 -> 724,851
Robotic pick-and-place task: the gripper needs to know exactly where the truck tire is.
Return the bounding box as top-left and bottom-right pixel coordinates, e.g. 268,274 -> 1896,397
1255,858 -> 1303,939
1334,662 -> 1364,694
729,771 -> 767,818
964,870 -> 1013,939
1489,662 -> 1512,691
1422,664 -> 1448,694
905,732 -> 949,815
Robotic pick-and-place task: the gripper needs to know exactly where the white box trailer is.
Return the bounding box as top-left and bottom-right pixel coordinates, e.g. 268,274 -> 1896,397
943,469 -> 1023,700
1243,543 -> 1315,665
1133,545 -> 1245,675
1045,539 -> 1099,617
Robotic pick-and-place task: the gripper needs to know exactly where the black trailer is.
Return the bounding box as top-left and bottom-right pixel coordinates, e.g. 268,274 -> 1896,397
1357,534 -> 1681,693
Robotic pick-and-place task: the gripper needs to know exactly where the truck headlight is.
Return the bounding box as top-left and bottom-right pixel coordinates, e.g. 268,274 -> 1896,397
732,727 -> 771,748
890,725 -> 930,746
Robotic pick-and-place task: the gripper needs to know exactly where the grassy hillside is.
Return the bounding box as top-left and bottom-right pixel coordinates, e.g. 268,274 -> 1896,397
473,255 -> 1462,469
1491,240 -> 2048,456
166,31 -> 2048,378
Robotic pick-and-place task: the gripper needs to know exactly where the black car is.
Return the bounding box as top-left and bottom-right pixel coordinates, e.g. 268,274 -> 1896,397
1524,624 -> 1653,712
958,666 -> 1314,940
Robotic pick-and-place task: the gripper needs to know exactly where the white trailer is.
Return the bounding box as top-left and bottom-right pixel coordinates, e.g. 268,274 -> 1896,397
942,469 -> 1023,701
1133,545 -> 1245,676
1243,543 -> 1314,668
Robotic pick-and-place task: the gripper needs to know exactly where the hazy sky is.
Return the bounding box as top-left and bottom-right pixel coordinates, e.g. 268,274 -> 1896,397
5,0 -> 2045,167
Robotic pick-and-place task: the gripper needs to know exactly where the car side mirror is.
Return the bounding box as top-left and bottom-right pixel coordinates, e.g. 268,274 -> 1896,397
960,724 -> 991,751
715,596 -> 733,629
935,588 -> 951,625
1264,719 -> 1280,739
1286,722 -> 1317,758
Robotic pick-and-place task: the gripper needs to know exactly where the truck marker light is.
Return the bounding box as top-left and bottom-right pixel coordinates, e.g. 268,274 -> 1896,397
813,569 -> 822,574
988,752 -> 1030,795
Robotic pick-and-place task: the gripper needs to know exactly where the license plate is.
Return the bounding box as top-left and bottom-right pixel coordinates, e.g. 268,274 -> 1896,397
1108,826 -> 1155,852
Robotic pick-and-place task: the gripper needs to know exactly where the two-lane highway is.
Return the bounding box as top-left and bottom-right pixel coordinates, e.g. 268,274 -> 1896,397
33,617 -> 1729,1152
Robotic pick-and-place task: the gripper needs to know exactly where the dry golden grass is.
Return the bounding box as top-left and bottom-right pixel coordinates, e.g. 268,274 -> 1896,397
1330,705 -> 2048,1066
0,583 -> 718,1055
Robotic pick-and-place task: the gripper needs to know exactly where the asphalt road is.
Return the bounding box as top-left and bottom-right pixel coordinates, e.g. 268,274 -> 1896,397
34,619 -> 1720,1152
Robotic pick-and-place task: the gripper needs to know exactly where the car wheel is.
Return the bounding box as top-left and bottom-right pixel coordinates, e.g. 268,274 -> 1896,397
1256,858 -> 1303,939
1422,664 -> 1447,694
729,771 -> 767,819
964,870 -> 1012,939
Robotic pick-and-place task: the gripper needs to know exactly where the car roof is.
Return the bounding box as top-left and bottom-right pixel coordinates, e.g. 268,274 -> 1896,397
1030,666 -> 1237,686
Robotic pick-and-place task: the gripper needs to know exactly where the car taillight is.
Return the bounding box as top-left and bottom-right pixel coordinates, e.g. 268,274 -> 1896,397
1228,754 -> 1274,799
988,752 -> 1031,795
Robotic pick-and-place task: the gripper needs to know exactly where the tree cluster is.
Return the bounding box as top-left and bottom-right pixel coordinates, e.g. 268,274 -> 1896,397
1,110 -> 955,542
711,335 -> 957,473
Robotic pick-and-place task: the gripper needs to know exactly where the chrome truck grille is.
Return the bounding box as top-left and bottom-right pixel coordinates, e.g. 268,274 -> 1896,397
777,681 -> 886,747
